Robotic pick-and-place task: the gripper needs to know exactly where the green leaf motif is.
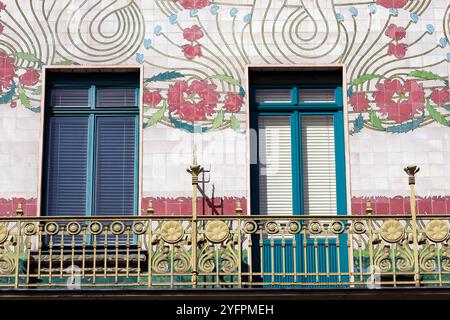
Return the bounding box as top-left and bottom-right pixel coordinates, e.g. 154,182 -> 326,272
408,70 -> 445,81
31,86 -> 42,96
18,85 -> 31,108
145,71 -> 185,83
0,82 -> 15,104
54,59 -> 79,65
211,74 -> 241,86
351,114 -> 364,134
426,103 -> 448,126
11,52 -> 40,63
230,114 -> 240,132
210,111 -> 224,130
147,107 -> 167,126
351,74 -> 384,86
369,111 -> 384,130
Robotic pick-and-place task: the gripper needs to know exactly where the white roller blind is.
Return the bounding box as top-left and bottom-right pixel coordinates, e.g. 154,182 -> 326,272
258,116 -> 292,215
301,116 -> 336,215
255,88 -> 291,104
299,88 -> 335,103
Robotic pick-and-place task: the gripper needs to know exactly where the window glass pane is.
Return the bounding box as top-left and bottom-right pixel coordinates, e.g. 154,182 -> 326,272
94,117 -> 136,215
50,88 -> 89,107
299,88 -> 335,103
45,117 -> 88,216
97,88 -> 136,107
255,88 -> 291,104
258,116 -> 292,215
301,116 -> 336,215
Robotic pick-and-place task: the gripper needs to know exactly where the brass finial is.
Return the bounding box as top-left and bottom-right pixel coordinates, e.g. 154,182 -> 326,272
147,198 -> 154,215
404,165 -> 420,185
16,202 -> 24,216
186,144 -> 203,185
365,200 -> 373,215
235,198 -> 243,215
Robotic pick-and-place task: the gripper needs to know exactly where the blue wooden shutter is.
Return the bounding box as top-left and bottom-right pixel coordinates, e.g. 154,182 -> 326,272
45,117 -> 89,216
94,116 -> 136,215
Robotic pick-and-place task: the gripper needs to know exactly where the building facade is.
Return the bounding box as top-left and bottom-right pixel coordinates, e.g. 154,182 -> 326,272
0,0 -> 449,290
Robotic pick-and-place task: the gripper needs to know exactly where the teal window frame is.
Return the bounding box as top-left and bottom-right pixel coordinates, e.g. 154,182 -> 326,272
250,84 -> 349,285
250,84 -> 347,217
42,80 -> 140,218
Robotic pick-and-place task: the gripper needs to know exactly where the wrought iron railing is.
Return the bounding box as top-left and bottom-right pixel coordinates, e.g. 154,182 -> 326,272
0,161 -> 447,289
1,214 -> 450,288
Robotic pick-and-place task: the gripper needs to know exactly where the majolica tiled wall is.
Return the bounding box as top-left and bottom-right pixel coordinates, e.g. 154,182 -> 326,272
0,0 -> 449,216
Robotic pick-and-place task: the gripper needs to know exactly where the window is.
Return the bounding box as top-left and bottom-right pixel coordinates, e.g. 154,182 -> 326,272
251,85 -> 346,216
42,70 -> 140,216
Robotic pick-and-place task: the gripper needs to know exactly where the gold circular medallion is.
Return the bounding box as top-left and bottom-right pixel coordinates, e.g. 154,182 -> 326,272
352,221 -> 366,234
380,220 -> 404,243
425,220 -> 449,242
205,220 -> 229,243
309,222 -> 322,234
265,221 -> 279,234
160,221 -> 184,244
287,221 -> 302,234
23,223 -> 36,236
45,222 -> 59,235
89,221 -> 103,235
331,221 -> 345,234
67,222 -> 81,235
111,221 -> 125,235
0,223 -> 8,244
133,222 -> 147,235
243,221 -> 258,234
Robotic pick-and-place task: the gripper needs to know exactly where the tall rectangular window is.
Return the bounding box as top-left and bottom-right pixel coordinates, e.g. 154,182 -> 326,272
251,85 -> 346,216
42,71 -> 139,216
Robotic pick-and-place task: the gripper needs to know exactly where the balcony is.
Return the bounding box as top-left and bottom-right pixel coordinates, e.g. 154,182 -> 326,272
0,165 -> 448,293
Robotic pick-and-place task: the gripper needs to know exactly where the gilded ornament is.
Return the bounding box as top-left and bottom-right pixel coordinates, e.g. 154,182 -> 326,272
160,221 -> 184,244
330,221 -> 345,234
111,221 -> 125,235
89,221 -> 103,235
425,220 -> 449,242
45,222 -> 59,235
352,221 -> 366,234
243,221 -> 258,234
309,222 -> 322,234
265,221 -> 279,234
23,223 -> 36,236
0,223 -> 9,244
67,222 -> 81,235
287,221 -> 302,234
380,219 -> 404,243
205,220 -> 229,243
133,222 -> 147,235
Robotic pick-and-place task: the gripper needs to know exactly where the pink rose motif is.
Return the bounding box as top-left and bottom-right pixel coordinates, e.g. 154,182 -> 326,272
385,24 -> 406,41
0,23 -> 4,33
183,25 -> 204,42
0,2 -> 6,11
387,43 -> 407,59
10,101 -> 16,109
373,79 -> 425,123
143,89 -> 162,107
182,44 -> 202,60
0,50 -> 17,92
430,88 -> 450,106
349,92 -> 370,113
173,0 -> 211,10
376,0 -> 409,9
168,80 -> 219,122
19,68 -> 40,86
223,93 -> 243,113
